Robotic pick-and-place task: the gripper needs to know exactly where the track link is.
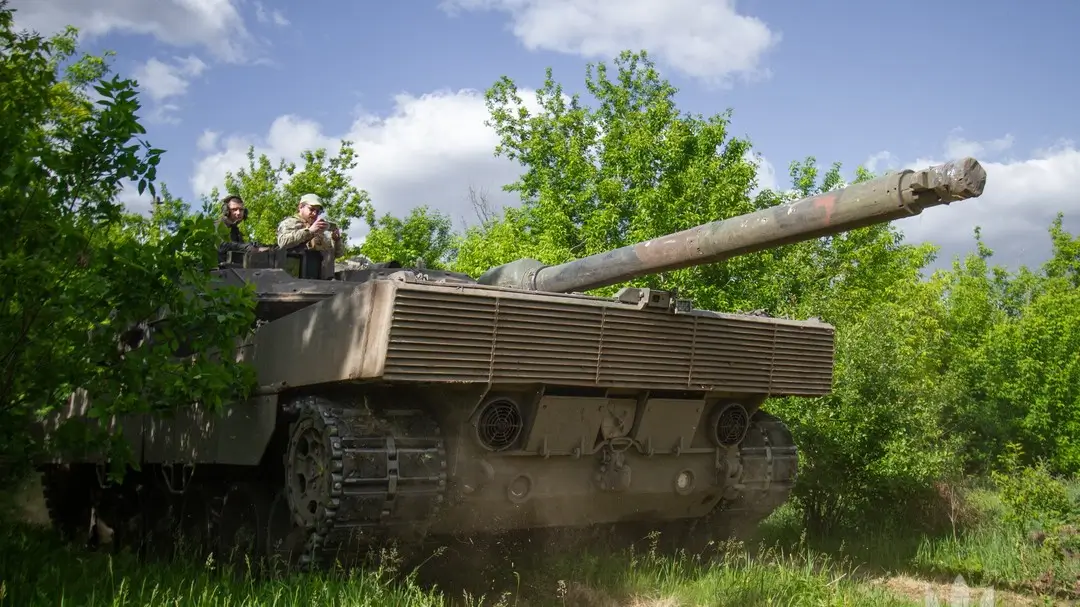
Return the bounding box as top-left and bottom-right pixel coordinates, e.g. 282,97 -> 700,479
285,396 -> 448,566
716,410 -> 800,532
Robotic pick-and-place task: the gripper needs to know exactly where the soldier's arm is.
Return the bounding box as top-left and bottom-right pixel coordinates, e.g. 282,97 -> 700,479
333,231 -> 345,258
276,219 -> 314,249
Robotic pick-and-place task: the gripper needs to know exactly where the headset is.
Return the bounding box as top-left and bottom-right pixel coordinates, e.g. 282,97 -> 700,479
221,194 -> 249,221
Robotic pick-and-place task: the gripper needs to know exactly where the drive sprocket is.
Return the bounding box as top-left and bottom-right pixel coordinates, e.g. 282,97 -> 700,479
283,395 -> 448,566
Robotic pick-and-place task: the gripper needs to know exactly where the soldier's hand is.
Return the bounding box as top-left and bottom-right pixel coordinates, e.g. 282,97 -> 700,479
309,218 -> 327,234
332,227 -> 341,240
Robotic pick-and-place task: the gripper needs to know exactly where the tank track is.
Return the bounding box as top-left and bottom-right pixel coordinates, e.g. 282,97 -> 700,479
713,409 -> 799,534
284,396 -> 448,567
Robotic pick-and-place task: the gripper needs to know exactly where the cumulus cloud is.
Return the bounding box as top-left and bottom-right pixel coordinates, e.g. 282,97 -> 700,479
944,130 -> 1015,160
190,89 -> 538,241
8,0 -> 291,123
133,55 -> 207,123
196,130 -> 221,153
864,151 -> 898,174
869,133 -> 1080,272
7,0 -> 254,63
439,0 -> 779,85
135,55 -> 207,101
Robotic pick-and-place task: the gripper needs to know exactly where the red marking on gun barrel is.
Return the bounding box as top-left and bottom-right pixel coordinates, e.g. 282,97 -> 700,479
813,194 -> 837,226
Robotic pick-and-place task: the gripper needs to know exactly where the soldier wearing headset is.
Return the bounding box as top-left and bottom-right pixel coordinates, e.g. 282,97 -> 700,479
217,194 -> 251,264
218,194 -> 248,244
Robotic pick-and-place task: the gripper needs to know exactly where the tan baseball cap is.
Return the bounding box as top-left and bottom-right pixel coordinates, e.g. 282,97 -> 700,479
299,193 -> 324,207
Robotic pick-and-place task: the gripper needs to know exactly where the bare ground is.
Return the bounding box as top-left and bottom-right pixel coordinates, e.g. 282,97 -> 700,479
869,574 -> 1066,606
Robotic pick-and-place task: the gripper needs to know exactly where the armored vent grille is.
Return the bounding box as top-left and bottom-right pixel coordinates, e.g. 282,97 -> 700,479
382,289 -> 834,395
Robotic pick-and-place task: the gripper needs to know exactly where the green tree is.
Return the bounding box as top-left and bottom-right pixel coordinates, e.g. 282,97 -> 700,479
758,160 -> 962,533
357,205 -> 456,269
949,216 -> 1080,475
453,50 -> 768,314
207,144 -> 373,249
0,6 -> 256,476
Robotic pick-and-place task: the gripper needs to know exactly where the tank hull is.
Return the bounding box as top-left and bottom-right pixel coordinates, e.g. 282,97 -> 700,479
32,272 -> 815,564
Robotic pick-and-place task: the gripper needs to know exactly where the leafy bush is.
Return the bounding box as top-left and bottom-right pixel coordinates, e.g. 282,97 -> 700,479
0,4 -> 255,475
992,446 -> 1077,532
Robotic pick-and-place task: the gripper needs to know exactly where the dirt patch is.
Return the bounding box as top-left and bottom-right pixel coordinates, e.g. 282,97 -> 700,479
872,574 -> 1063,606
555,584 -> 678,607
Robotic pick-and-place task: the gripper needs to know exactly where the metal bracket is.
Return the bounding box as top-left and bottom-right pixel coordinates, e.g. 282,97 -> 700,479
160,462 -> 195,495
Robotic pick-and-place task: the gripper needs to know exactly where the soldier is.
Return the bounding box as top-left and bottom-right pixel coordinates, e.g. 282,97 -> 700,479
217,194 -> 247,243
216,194 -> 250,264
276,193 -> 345,259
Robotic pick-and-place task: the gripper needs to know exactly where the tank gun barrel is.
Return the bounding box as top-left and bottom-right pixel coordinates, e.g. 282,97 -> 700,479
477,157 -> 987,293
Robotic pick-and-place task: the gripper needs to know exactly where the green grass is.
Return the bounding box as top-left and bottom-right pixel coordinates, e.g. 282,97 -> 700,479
753,487 -> 1080,604
0,524 -> 444,607
0,523 -> 920,607
540,538 -> 918,606
4,473 -> 1079,606
909,486 -> 1080,600
911,524 -> 1079,597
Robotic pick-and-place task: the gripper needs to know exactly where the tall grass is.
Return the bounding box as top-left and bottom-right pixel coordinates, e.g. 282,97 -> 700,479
755,484 -> 1080,603
543,534 -> 917,606
910,487 -> 1080,598
0,524 -> 447,607
0,522 -> 919,607
3,471 -> 1077,605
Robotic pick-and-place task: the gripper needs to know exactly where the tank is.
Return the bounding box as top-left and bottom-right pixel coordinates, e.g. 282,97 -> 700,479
30,157 -> 987,566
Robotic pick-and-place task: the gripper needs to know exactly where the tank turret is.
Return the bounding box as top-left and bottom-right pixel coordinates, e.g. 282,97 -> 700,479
478,157 -> 986,292
32,157 -> 987,570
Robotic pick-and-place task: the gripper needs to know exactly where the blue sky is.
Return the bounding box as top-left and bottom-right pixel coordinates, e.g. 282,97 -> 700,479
10,0 -> 1080,270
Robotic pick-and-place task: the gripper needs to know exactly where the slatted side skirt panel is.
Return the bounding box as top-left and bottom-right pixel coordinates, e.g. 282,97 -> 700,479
382,289 -> 834,395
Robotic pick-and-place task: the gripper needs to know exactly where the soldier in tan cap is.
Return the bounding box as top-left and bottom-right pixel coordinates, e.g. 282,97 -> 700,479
276,193 -> 345,258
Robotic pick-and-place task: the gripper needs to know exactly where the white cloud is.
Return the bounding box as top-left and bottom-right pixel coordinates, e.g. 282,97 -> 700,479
7,0 -> 254,63
133,55 -> 207,123
9,0 -> 283,125
944,130 -> 1015,160
191,89 -> 537,241
197,130 -> 221,153
873,135 -> 1080,272
746,151 -> 777,194
439,0 -> 779,85
864,151 -> 898,174
254,2 -> 289,27
135,55 -> 207,102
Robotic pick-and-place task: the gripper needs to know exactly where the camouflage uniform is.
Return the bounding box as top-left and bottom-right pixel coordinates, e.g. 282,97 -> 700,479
276,214 -> 345,259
